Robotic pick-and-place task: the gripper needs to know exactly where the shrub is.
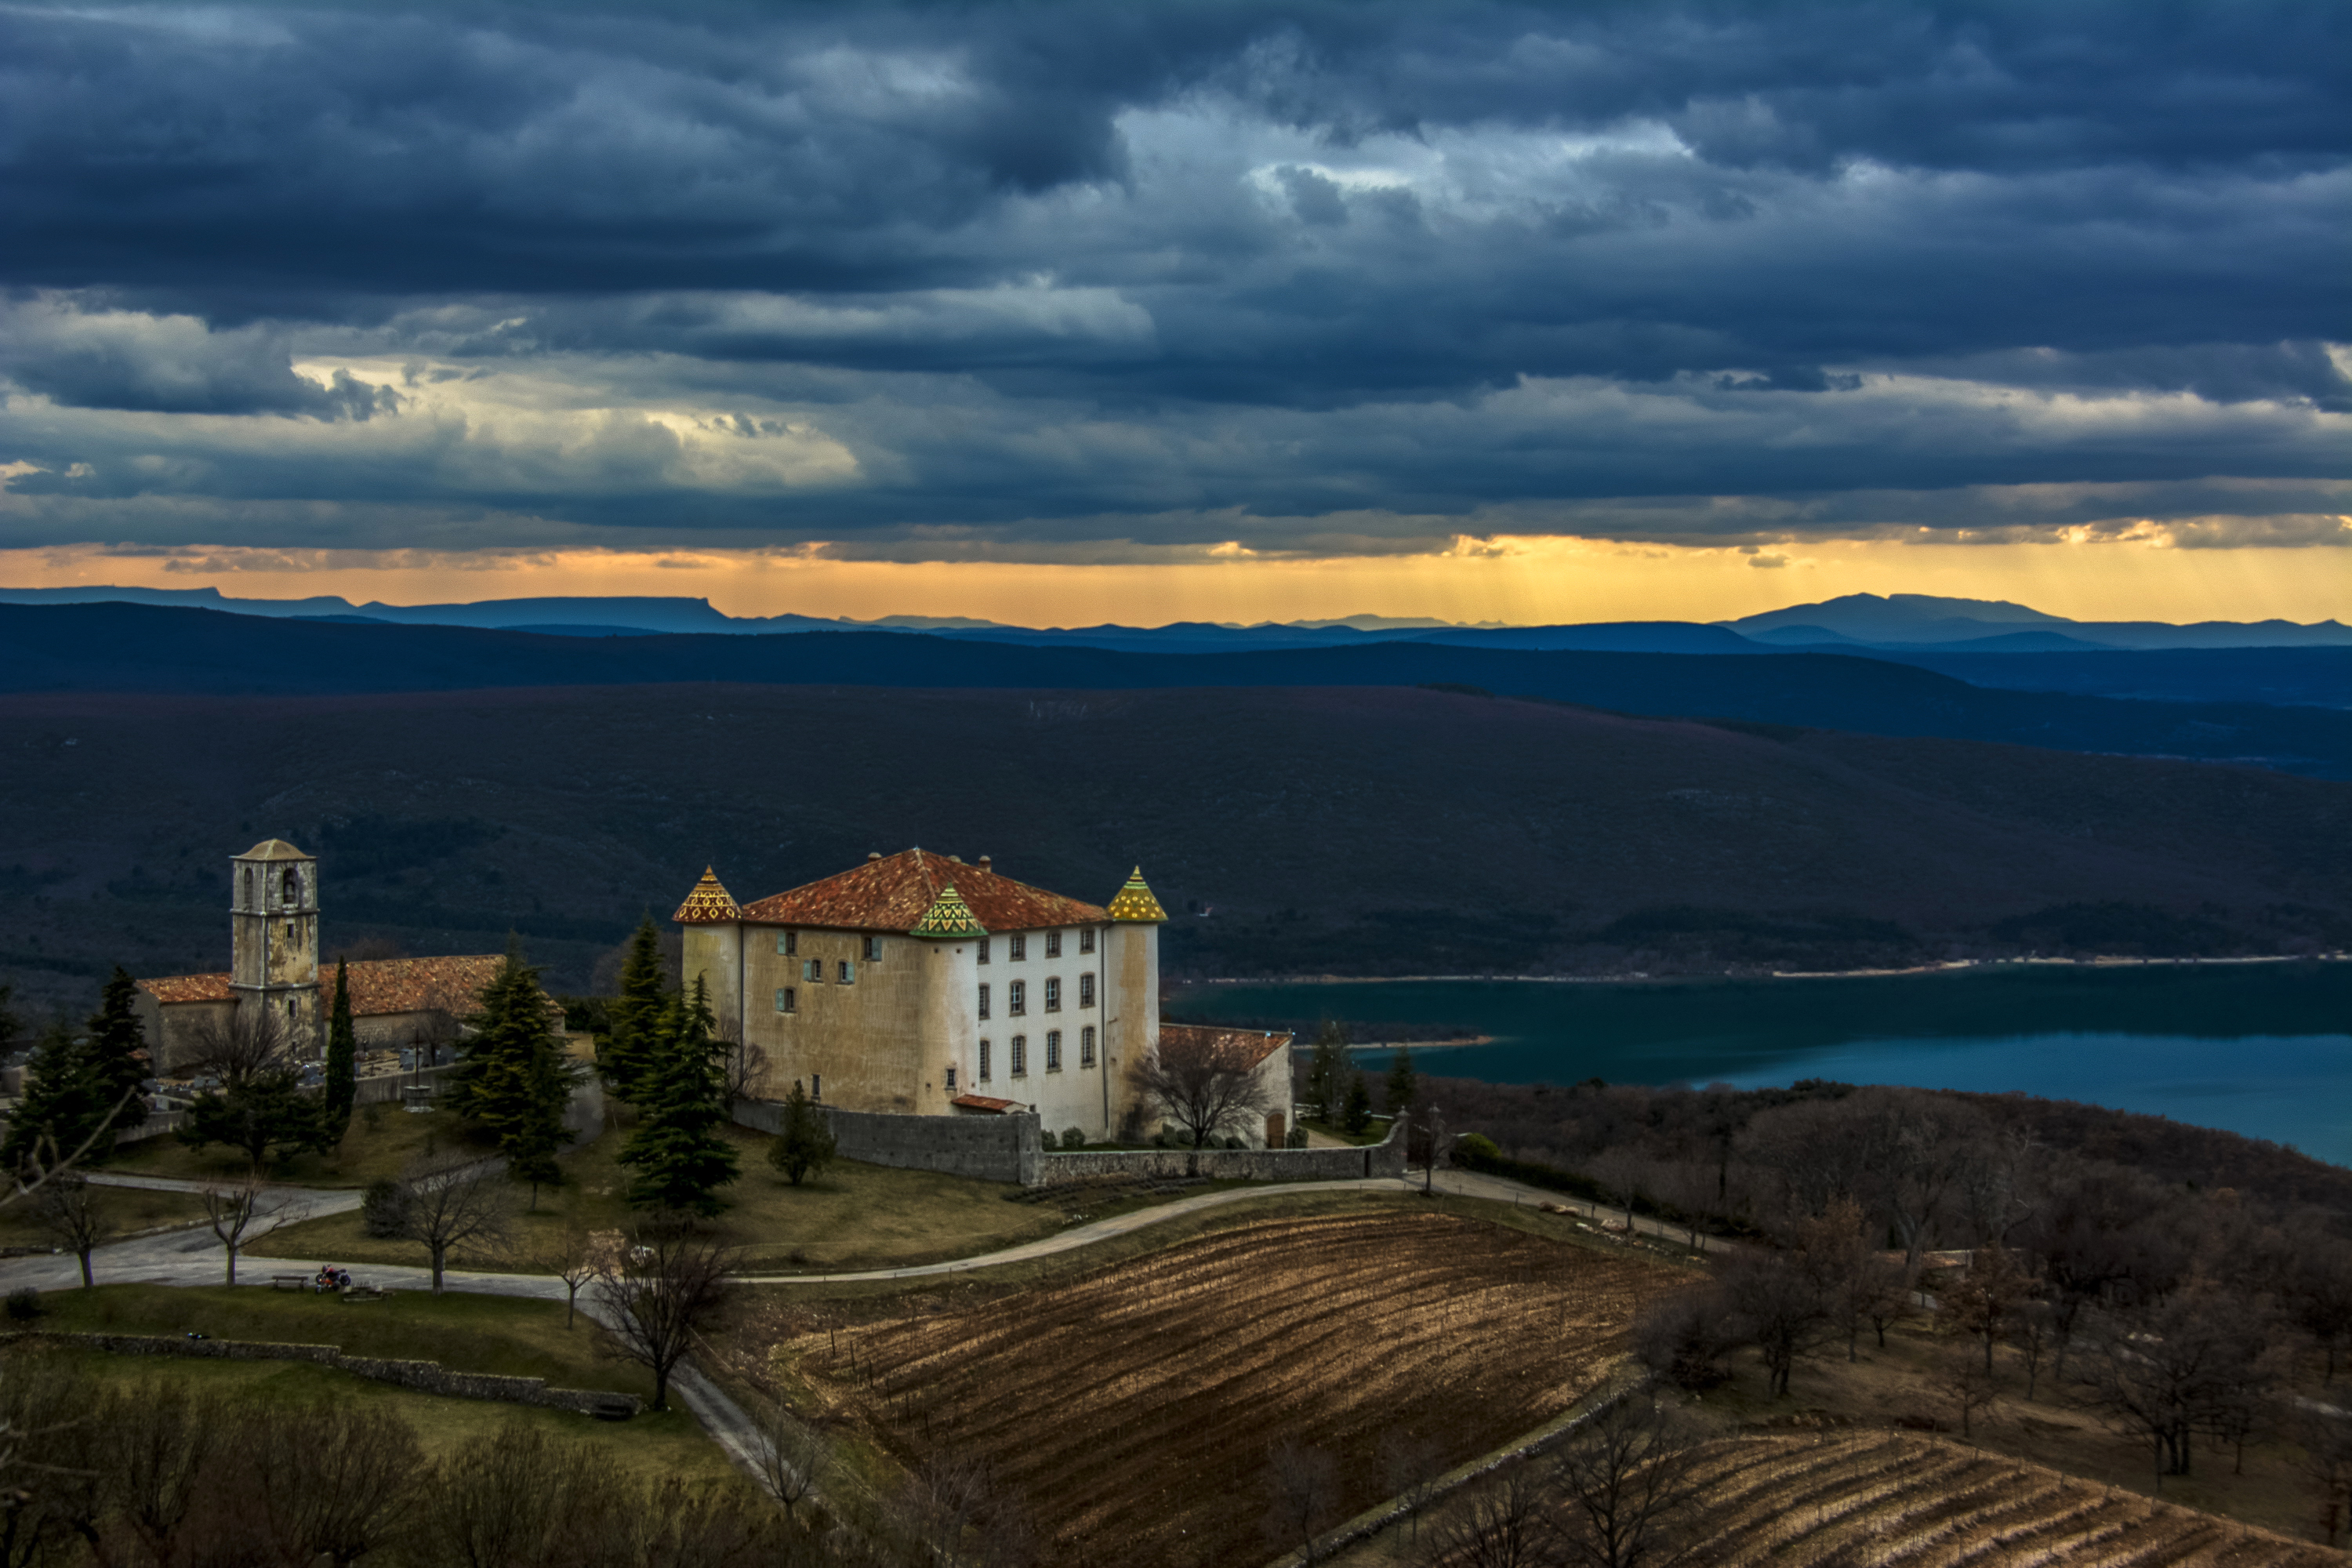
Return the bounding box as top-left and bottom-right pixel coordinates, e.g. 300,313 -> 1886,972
1455,1132 -> 1502,1164
1634,1290 -> 1740,1390
1285,1127 -> 1308,1149
5,1287 -> 41,1322
360,1177 -> 412,1240
1223,1136 -> 1245,1150
1060,1127 -> 1087,1150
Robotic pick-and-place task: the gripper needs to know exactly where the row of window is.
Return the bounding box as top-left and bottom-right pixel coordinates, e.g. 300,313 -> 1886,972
978,929 -> 1093,963
950,1026 -> 1095,1087
975,974 -> 1094,1019
775,932 -> 885,961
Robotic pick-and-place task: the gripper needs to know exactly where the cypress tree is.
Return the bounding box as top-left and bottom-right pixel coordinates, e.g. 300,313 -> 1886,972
0,1022 -> 107,1174
1385,1044 -> 1417,1118
1307,1019 -> 1349,1123
448,938 -> 577,1179
618,979 -> 739,1216
322,959 -> 357,1144
85,967 -> 151,1142
600,917 -> 668,1102
1342,1070 -> 1373,1135
766,1080 -> 837,1187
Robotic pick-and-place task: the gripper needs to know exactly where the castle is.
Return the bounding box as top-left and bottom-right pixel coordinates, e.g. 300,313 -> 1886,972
135,839 -> 517,1070
676,849 -> 1290,1146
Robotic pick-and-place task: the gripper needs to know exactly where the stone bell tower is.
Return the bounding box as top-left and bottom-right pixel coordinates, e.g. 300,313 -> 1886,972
230,838 -> 321,1054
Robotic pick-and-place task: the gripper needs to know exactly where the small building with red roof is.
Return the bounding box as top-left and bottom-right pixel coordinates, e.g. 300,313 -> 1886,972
675,848 -> 1185,1143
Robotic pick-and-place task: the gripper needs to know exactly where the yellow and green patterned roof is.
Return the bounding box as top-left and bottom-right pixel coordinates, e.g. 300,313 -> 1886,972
909,881 -> 988,939
1106,866 -> 1167,923
672,867 -> 742,924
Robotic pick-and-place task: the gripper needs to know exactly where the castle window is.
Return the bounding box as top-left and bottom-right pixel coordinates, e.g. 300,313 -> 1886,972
1045,931 -> 1062,958
1010,1035 -> 1027,1076
946,1065 -> 956,1091
281,867 -> 299,906
804,959 -> 822,983
978,1040 -> 991,1082
1080,972 -> 1095,1008
1008,980 -> 1025,1016
863,935 -> 882,962
838,960 -> 855,984
1009,934 -> 1026,961
978,938 -> 989,964
775,987 -> 796,1014
1046,1029 -> 1062,1071
1081,1025 -> 1096,1067
1080,927 -> 1095,955
243,868 -> 254,906
777,931 -> 797,956
811,1074 -> 821,1102
977,983 -> 990,1020
1044,978 -> 1061,1012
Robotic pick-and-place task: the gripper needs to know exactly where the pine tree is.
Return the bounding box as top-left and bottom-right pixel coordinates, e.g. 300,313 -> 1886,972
447,938 -> 577,1181
599,916 -> 669,1102
84,967 -> 151,1143
767,1080 -> 837,1187
322,959 -> 357,1144
0,1022 -> 107,1174
1385,1044 -> 1417,1119
1307,1019 -> 1349,1123
1342,1070 -> 1373,1135
618,980 -> 740,1216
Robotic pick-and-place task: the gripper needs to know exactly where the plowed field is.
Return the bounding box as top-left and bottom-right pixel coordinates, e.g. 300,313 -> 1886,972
776,1208 -> 1671,1567
1677,1433 -> 2342,1566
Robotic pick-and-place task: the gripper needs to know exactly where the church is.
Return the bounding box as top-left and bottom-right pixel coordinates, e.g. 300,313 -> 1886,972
134,839 -> 521,1071
675,848 -> 1283,1145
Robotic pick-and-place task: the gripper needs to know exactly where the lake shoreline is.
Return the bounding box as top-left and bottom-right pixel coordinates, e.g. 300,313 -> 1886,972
1174,953 -> 2350,987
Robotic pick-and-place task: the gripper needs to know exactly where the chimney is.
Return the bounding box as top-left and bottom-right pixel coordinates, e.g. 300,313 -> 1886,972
978,855 -> 993,874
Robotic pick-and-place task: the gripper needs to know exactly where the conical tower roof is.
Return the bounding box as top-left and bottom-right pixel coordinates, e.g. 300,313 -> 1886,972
672,867 -> 742,924
909,882 -> 988,939
1106,866 -> 1167,923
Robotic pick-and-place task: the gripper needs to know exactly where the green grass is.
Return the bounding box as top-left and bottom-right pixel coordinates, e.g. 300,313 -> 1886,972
5,1346 -> 731,1483
0,1185 -> 211,1252
105,1103 -> 492,1188
25,1283 -> 646,1397
1299,1116 -> 1394,1146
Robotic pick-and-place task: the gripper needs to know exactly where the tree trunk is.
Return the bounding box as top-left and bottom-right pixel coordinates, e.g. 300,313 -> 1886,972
224,1247 -> 238,1286
431,1243 -> 446,1293
653,1367 -> 670,1413
78,1248 -> 95,1288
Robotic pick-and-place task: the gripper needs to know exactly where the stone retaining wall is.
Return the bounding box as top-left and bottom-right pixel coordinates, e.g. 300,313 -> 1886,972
9,1331 -> 639,1417
732,1101 -> 1040,1185
1035,1116 -> 1409,1186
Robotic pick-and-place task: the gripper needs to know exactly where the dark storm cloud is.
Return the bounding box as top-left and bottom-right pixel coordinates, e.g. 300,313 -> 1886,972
0,2 -> 2343,550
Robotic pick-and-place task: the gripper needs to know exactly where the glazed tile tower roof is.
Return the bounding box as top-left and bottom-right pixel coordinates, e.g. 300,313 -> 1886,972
734,848 -> 1107,933
909,883 -> 986,940
672,867 -> 742,925
1106,866 -> 1167,923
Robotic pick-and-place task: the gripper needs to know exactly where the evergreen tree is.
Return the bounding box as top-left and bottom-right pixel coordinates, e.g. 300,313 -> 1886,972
599,916 -> 668,1101
618,980 -> 739,1216
1306,1019 -> 1349,1123
766,1080 -> 837,1187
178,1070 -> 329,1170
1385,1044 -> 1417,1118
1342,1070 -> 1373,1135
0,982 -> 17,1058
0,1022 -> 108,1174
83,968 -> 150,1144
322,958 -> 358,1144
447,938 -> 578,1183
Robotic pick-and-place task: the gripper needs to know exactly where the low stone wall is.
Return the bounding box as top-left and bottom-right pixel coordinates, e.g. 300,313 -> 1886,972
11,1331 -> 639,1417
731,1100 -> 1040,1185
1034,1116 -> 1410,1187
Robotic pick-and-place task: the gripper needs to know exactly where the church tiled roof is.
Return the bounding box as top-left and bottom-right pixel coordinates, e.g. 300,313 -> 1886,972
1156,1023 -> 1294,1069
140,955 -> 506,1019
672,867 -> 742,924
737,848 -> 1107,934
138,972 -> 235,1004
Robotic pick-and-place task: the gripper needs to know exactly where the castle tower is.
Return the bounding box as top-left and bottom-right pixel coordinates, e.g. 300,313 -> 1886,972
230,839 -> 321,1054
1104,866 -> 1166,1133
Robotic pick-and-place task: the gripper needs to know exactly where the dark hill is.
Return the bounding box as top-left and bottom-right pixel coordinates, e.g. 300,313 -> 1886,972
2,602 -> 2348,777
2,684 -> 2344,1008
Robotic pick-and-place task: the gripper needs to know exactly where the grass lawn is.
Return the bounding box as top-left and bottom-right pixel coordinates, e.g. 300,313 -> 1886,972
5,1346 -> 731,1485
25,1282 -> 647,1398
1298,1116 -> 1394,1146
105,1103 -> 492,1189
0,1184 -> 211,1252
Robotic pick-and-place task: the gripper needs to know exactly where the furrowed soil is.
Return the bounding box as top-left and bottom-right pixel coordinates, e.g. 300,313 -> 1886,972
768,1207 -> 1675,1568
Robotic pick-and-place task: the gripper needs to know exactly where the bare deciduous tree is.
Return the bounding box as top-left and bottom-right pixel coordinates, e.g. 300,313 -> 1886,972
241,1400 -> 426,1566
180,1004 -> 301,1086
1932,1343 -> 1998,1440
753,1402 -> 830,1525
1380,1428 -> 1444,1545
1553,1393 -> 1704,1568
2084,1278 -> 2271,1484
594,1220 -> 734,1412
1941,1243 -> 2035,1377
1417,1464 -> 1557,1568
394,1155 -> 515,1292
1262,1439 -> 1341,1566
1716,1247 -> 1828,1398
540,1225 -> 607,1329
1136,1029 -> 1283,1149
716,1014 -> 769,1108
200,1177 -> 308,1286
33,1176 -> 109,1288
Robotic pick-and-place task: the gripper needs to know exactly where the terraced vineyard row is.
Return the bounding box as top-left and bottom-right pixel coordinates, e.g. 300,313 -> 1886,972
780,1209 -> 1673,1568
1679,1434 -> 2343,1567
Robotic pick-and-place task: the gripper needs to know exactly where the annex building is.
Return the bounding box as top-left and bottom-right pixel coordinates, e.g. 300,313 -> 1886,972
134,839 -> 517,1071
675,848 -> 1289,1146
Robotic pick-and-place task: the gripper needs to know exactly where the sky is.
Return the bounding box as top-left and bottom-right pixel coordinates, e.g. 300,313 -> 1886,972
1,1 -> 2346,626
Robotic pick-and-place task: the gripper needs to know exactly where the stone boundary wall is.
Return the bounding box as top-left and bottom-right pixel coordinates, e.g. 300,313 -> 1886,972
7,1331 -> 640,1417
114,1065 -> 458,1145
1034,1115 -> 1408,1187
732,1101 -> 1040,1185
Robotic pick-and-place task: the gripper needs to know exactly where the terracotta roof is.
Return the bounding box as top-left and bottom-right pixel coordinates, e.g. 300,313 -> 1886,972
951,1094 -> 1023,1114
138,973 -> 234,1004
1157,1023 -> 1294,1070
673,867 -> 742,924
237,839 -> 312,862
337,956 -> 505,1018
1107,866 -> 1167,924
738,849 -> 1106,935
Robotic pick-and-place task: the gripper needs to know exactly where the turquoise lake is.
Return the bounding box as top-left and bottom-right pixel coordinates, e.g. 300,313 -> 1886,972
1163,962 -> 2352,1167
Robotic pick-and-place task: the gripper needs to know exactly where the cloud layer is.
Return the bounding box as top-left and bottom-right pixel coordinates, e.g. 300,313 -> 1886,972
0,2 -> 2345,558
